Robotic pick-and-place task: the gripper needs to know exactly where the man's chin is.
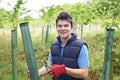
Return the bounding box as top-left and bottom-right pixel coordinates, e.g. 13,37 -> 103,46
60,35 -> 66,37
60,36 -> 68,39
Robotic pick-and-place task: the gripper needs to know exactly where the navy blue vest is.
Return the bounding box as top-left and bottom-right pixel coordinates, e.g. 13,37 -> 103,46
51,33 -> 87,80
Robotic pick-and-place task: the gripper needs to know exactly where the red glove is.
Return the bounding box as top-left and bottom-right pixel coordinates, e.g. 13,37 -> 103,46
49,64 -> 66,78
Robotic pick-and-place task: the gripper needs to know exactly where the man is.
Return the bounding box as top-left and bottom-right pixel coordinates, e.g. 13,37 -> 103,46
27,12 -> 89,80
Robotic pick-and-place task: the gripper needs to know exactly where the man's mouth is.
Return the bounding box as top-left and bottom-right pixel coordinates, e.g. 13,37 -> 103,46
60,32 -> 67,34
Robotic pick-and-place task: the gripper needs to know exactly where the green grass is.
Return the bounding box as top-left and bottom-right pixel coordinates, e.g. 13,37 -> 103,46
0,28 -> 120,80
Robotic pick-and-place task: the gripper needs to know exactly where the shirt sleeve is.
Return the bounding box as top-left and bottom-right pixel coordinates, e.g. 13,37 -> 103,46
77,44 -> 89,68
48,51 -> 52,62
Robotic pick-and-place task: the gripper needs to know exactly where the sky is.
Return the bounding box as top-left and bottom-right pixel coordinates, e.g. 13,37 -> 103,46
0,0 -> 88,18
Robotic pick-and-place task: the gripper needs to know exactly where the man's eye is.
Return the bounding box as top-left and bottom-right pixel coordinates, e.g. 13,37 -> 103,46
57,25 -> 62,27
64,24 -> 69,27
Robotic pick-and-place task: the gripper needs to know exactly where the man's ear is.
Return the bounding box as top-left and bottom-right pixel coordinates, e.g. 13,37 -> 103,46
72,25 -> 75,29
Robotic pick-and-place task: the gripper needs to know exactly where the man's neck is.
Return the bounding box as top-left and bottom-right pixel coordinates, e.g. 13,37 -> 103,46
61,35 -> 72,45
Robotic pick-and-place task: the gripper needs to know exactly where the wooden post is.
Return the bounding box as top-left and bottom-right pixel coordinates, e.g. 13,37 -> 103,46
42,26 -> 44,47
110,51 -> 115,80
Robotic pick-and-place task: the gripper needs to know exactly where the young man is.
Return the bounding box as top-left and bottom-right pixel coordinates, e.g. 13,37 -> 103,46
27,12 -> 89,80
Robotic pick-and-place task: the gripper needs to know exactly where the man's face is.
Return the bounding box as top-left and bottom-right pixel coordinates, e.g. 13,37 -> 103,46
56,20 -> 73,39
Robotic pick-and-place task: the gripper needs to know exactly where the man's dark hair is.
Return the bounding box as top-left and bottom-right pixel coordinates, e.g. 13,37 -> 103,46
56,12 -> 73,26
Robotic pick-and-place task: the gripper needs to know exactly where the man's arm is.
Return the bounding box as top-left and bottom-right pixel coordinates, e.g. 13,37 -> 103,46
38,61 -> 52,76
66,67 -> 89,78
26,61 -> 52,78
38,52 -> 53,76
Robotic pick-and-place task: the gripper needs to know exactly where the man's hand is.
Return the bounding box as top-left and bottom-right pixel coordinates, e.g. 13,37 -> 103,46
49,64 -> 66,78
26,69 -> 30,78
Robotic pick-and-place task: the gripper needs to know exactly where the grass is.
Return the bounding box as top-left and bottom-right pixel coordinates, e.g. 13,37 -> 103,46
0,28 -> 120,80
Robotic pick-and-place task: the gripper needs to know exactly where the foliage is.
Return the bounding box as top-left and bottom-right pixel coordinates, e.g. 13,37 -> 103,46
113,30 -> 120,76
93,0 -> 120,28
9,0 -> 30,29
0,0 -> 120,29
39,2 -> 92,25
0,8 -> 11,28
84,29 -> 120,80
38,0 -> 120,28
70,2 -> 92,25
39,5 -> 62,24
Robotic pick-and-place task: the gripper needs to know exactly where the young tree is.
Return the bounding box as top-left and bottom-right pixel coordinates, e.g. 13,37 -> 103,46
39,5 -> 64,24
9,0 -> 30,29
94,0 -> 120,28
0,8 -> 11,28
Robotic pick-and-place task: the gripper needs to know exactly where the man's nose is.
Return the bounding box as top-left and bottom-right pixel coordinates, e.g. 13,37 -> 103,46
61,26 -> 66,30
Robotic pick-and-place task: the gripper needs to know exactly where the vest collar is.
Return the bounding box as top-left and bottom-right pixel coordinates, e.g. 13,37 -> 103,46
57,33 -> 77,45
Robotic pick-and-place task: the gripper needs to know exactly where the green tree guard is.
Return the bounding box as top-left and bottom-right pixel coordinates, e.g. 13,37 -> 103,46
20,22 -> 39,80
81,25 -> 83,39
11,30 -> 17,80
102,27 -> 114,80
45,25 -> 49,47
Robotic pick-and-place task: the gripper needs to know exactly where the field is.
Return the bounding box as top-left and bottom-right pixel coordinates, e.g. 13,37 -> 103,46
0,24 -> 120,80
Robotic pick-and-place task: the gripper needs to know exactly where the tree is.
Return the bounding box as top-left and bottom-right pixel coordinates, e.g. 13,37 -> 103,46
0,8 -> 11,28
9,0 -> 30,29
94,0 -> 120,28
39,5 -> 64,24
70,2 -> 92,25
